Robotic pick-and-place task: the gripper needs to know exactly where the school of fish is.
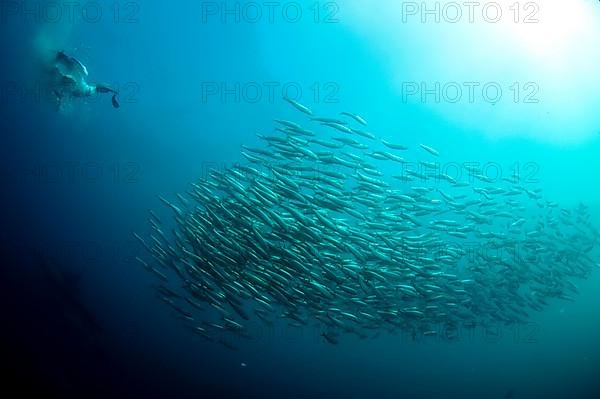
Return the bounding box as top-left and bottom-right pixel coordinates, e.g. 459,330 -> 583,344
135,98 -> 599,348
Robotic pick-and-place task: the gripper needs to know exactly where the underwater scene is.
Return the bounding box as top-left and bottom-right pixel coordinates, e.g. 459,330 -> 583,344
1,1 -> 600,398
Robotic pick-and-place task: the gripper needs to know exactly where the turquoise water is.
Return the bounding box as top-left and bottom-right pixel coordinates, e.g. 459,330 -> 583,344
1,1 -> 600,398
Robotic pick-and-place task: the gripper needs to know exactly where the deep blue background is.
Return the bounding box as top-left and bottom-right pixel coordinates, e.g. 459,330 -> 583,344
1,1 -> 600,398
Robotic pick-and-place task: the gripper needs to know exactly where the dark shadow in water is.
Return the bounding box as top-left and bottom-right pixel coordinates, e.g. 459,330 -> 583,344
0,241 -> 247,399
0,243 -> 108,397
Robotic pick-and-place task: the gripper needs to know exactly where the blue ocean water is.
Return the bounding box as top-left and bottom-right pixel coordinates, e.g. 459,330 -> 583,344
1,1 -> 600,398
